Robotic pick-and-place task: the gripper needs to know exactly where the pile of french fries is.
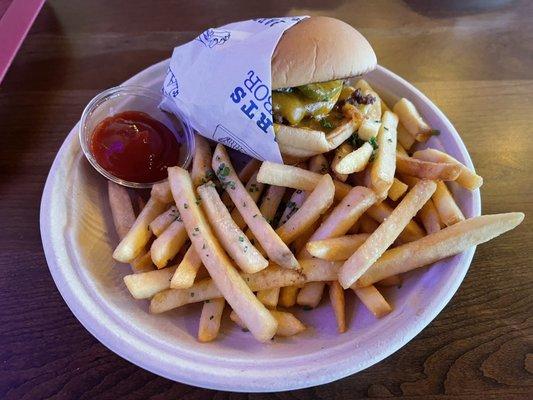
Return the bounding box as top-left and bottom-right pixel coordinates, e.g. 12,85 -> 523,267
108,79 -> 524,343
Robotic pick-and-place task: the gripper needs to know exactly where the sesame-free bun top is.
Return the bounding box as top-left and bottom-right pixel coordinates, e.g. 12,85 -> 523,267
271,17 -> 377,90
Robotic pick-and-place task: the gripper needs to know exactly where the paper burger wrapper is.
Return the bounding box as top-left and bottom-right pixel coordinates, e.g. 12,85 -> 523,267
161,17 -> 308,163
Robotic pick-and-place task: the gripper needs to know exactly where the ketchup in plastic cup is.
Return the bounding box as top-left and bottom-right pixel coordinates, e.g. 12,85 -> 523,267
90,111 -> 180,183
79,85 -> 194,188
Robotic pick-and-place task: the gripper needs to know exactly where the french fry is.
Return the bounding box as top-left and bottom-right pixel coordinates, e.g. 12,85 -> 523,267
296,282 -> 325,308
113,197 -> 167,263
191,133 -> 213,186
198,298 -> 225,342
198,182 -> 268,273
366,201 -> 425,243
130,251 -> 154,273
170,247 -> 204,289
393,98 -> 433,141
230,170 -> 265,230
329,281 -> 346,333
358,118 -> 381,141
248,184 -> 287,303
149,206 -> 180,237
335,142 -> 373,174
257,289 -> 280,308
257,161 -> 351,201
299,258 -> 341,282
277,217 -> 318,308
278,159 -> 310,231
396,153 -> 461,181
213,145 -> 298,269
276,174 -> 335,245
279,143 -> 320,159
397,123 -> 415,150
221,158 -> 262,207
151,265 -> 305,312
326,119 -> 359,150
230,310 -> 306,337
306,234 -> 369,261
432,181 -> 465,226
123,266 -> 177,299
255,185 -> 286,226
275,187 -> 309,308
370,111 -> 398,198
150,219 -> 188,268
274,124 -> 329,153
167,166 -> 277,342
253,184 -> 287,305
108,181 -> 135,240
413,148 -> 483,190
388,177 -> 408,201
359,213 -> 380,234
108,182 -> 153,273
358,212 -> 524,286
418,199 -> 443,234
352,285 -> 392,318
331,143 -> 353,181
151,181 -> 174,204
338,180 -> 437,288
279,189 -> 308,226
279,286 -> 300,308
191,134 -> 214,187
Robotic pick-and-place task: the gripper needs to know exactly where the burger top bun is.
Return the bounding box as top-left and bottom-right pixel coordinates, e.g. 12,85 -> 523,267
271,17 -> 377,90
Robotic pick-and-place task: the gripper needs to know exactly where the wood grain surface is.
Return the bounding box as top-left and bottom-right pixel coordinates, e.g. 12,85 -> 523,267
1,1 -> 532,399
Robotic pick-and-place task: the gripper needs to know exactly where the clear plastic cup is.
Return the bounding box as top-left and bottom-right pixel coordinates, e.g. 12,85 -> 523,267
79,85 -> 195,188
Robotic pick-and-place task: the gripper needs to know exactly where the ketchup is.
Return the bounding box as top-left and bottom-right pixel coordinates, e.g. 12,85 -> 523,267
90,111 -> 180,183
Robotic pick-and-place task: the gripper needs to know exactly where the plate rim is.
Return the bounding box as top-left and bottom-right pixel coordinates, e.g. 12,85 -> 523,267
40,59 -> 482,392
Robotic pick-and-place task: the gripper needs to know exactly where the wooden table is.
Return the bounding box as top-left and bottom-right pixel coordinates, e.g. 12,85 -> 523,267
1,1 -> 531,398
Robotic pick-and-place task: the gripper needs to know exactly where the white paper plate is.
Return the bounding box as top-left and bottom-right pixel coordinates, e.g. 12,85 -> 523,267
40,59 -> 481,392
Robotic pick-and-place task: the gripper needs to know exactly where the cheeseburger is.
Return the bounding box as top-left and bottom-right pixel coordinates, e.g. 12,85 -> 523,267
271,17 -> 380,160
